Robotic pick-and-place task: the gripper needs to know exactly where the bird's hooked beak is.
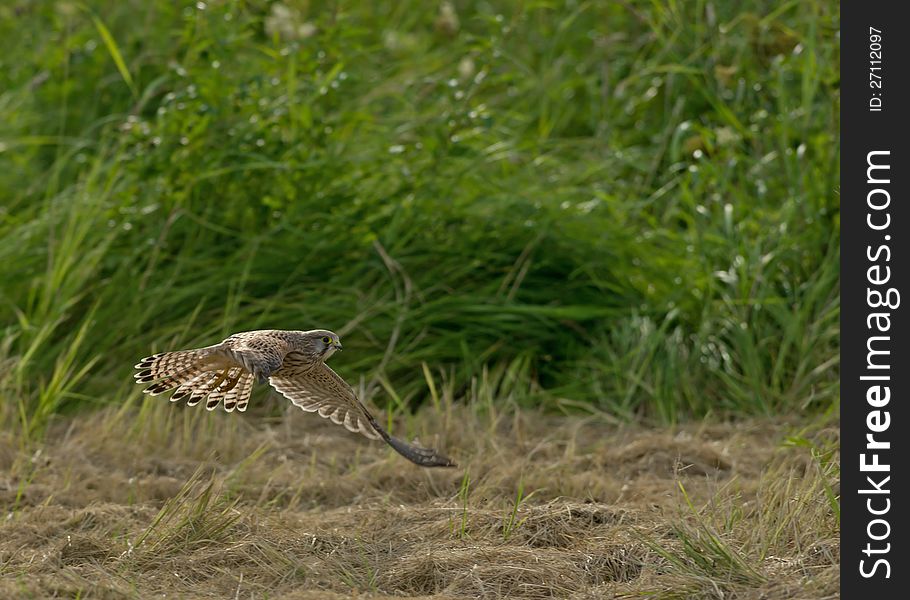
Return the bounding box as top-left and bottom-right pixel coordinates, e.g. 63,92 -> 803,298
333,340 -> 343,351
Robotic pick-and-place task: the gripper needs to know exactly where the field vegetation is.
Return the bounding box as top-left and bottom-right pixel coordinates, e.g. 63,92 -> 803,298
1,0 -> 839,598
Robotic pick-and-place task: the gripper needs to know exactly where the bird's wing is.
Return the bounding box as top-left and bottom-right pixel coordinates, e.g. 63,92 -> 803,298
135,345 -> 256,412
269,357 -> 383,440
269,357 -> 456,467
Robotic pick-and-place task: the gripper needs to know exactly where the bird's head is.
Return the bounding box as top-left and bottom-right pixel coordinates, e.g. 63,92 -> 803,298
306,329 -> 343,361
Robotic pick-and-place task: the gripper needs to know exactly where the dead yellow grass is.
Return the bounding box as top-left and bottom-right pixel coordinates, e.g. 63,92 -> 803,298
0,399 -> 839,599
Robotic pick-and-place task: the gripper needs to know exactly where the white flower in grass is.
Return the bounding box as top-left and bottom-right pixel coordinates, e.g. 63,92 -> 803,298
265,3 -> 316,42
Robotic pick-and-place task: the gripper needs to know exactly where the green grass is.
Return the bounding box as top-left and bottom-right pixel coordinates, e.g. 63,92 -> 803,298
0,0 -> 839,431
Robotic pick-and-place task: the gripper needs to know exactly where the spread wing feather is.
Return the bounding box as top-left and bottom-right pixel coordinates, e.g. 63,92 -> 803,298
134,347 -> 256,412
226,372 -> 255,412
269,356 -> 456,467
268,358 -> 382,440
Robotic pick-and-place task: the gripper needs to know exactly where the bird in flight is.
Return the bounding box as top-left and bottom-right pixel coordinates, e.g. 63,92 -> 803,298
133,329 -> 455,468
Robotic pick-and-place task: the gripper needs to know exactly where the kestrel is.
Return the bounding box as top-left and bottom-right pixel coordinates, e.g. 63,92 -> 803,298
133,329 -> 455,468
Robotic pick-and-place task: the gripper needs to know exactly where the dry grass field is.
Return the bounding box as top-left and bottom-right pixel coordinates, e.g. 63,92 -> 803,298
0,399 -> 839,599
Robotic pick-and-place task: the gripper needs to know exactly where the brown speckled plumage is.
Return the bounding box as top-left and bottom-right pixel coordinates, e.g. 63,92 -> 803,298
133,329 -> 455,467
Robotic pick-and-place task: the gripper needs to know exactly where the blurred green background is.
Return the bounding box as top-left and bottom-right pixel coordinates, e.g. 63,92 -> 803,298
0,0 -> 839,433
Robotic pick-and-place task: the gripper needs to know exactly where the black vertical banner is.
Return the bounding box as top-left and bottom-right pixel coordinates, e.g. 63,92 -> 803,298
841,2 -> 909,596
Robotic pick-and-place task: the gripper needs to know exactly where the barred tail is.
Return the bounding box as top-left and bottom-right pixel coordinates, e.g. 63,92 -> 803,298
363,413 -> 457,468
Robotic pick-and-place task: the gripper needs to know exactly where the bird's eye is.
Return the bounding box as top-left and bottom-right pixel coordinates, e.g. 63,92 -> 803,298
321,336 -> 331,344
